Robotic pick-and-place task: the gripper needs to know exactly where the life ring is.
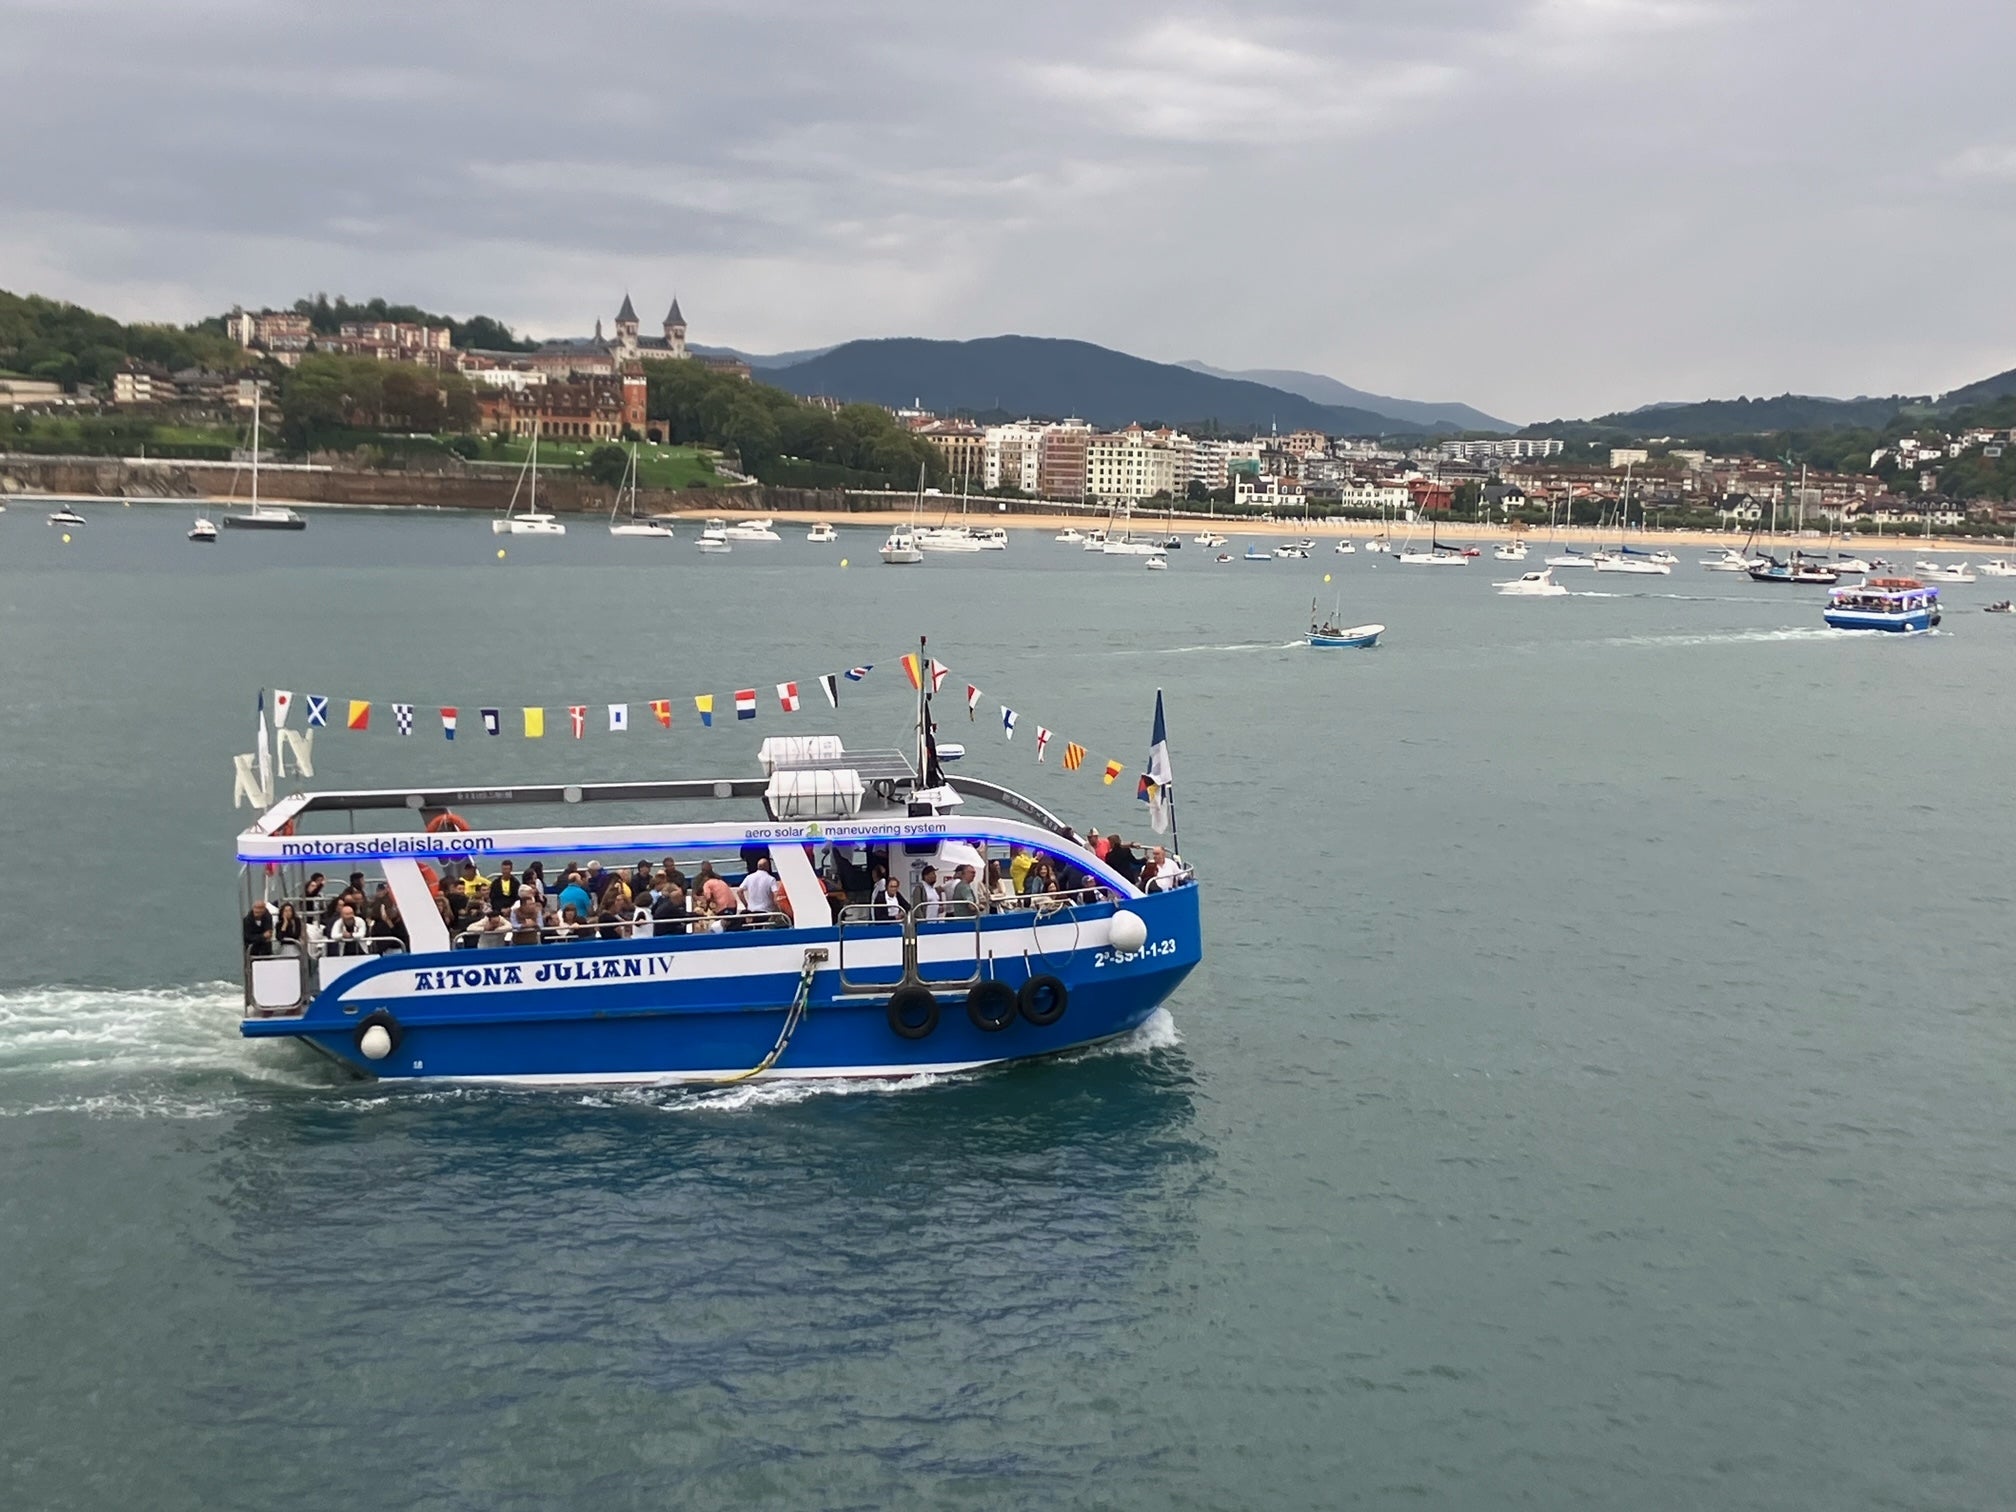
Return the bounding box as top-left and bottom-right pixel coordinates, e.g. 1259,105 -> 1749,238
966,980 -> 1019,1033
1018,975 -> 1068,1027
418,862 -> 442,896
424,811 -> 471,834
274,818 -> 296,837
886,984 -> 940,1040
355,1009 -> 403,1061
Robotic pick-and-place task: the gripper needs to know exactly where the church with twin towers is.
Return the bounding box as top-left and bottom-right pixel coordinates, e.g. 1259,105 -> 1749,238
611,293 -> 688,361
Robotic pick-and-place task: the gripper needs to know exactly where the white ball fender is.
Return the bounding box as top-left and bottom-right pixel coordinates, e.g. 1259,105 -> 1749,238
359,1024 -> 393,1060
1107,910 -> 1149,954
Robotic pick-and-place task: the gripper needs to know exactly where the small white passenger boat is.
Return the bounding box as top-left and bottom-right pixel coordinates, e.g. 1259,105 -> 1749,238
1333,540 -> 1356,555
807,521 -> 838,543
1144,553 -> 1168,571
1495,568 -> 1567,597
881,527 -> 923,564
1493,540 -> 1528,561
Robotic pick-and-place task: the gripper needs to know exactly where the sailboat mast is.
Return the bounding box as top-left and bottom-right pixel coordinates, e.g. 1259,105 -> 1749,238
251,385 -> 261,510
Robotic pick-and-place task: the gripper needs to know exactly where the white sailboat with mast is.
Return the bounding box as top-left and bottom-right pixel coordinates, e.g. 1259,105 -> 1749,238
607,445 -> 672,537
492,422 -> 566,536
221,384 -> 305,530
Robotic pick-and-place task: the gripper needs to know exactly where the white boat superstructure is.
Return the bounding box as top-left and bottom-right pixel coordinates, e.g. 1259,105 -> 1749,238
493,425 -> 566,536
974,527 -> 1008,551
1144,553 -> 1168,571
47,507 -> 86,527
1333,540 -> 1356,555
806,521 -> 838,543
1194,532 -> 1227,547
1273,543 -> 1310,559
1916,560 -> 1976,584
1978,558 -> 2016,578
917,525 -> 983,553
1700,547 -> 1764,572
1055,527 -> 1085,543
723,518 -> 780,542
1494,540 -> 1529,561
188,516 -> 218,542
1593,553 -> 1671,576
1495,568 -> 1567,596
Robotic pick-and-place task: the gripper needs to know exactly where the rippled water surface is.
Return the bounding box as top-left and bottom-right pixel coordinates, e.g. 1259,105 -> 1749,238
3,511 -> 2014,1509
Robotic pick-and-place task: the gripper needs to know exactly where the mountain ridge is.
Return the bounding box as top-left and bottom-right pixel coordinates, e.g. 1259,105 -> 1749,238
1177,360 -> 1514,433
761,335 -> 1450,436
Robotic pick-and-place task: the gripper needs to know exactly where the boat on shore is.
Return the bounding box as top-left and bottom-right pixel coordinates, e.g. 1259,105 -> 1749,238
233,657 -> 1201,1085
1823,576 -> 1940,632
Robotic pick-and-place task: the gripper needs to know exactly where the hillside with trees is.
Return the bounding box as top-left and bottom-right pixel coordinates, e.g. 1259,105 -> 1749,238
0,289 -> 240,390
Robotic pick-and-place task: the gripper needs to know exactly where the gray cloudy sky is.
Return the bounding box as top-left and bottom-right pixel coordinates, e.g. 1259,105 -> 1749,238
4,0 -> 2013,421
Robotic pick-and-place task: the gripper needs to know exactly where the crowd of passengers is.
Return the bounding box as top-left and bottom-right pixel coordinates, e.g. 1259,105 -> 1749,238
242,830 -> 1185,958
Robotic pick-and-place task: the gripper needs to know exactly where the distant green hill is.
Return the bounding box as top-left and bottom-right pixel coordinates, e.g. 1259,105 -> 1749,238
766,335 -> 1448,436
1935,365 -> 2016,410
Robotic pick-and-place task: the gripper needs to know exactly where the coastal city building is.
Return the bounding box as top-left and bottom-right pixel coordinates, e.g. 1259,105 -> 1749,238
474,364 -> 648,441
518,296 -> 749,381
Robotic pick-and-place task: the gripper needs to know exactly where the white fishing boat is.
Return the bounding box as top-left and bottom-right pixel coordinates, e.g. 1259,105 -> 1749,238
1495,567 -> 1568,597
608,447 -> 673,538
1493,540 -> 1528,561
723,518 -> 781,542
1055,527 -> 1085,544
492,425 -> 566,536
1080,529 -> 1109,551
188,515 -> 218,543
1915,561 -> 1976,584
1333,540 -> 1356,555
1144,553 -> 1168,571
699,517 -> 729,542
881,526 -> 923,565
806,521 -> 838,543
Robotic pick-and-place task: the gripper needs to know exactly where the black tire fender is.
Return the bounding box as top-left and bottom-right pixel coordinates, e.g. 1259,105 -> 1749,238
355,1009 -> 403,1058
1018,974 -> 1068,1027
886,985 -> 940,1040
965,979 -> 1019,1033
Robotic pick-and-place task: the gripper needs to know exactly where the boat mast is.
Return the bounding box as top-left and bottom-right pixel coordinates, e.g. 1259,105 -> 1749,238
250,384 -> 261,513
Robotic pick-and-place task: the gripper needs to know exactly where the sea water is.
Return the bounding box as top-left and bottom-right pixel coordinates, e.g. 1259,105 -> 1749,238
2,511 -> 2013,1510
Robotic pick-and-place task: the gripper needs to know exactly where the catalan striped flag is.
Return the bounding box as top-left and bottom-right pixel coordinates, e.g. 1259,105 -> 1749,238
347,700 -> 370,731
1062,741 -> 1086,771
1103,759 -> 1124,784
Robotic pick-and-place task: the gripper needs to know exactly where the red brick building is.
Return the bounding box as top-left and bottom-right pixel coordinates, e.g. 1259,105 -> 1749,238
476,364 -> 647,441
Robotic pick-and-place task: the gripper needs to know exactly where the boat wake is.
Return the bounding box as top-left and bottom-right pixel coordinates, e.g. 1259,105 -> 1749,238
1143,641 -> 1301,655
0,981 -> 338,1119
1592,626 -> 1904,649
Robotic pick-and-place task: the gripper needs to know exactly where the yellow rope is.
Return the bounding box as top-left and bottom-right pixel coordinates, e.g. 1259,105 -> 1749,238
703,950 -> 821,1086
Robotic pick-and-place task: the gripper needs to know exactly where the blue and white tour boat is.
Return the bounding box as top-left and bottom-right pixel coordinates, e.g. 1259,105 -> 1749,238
1822,576 -> 1940,632
235,665 -> 1201,1086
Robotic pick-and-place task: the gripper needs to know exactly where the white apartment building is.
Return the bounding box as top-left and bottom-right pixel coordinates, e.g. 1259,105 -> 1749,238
1235,472 -> 1306,513
983,422 -> 1048,493
1085,425 -> 1180,503
1335,478 -> 1412,514
111,367 -> 177,406
1436,437 -> 1565,462
1188,437 -> 1265,491
1609,447 -> 1650,469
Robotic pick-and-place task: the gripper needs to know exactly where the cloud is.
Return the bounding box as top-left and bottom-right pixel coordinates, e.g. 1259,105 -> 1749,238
1942,143 -> 2016,182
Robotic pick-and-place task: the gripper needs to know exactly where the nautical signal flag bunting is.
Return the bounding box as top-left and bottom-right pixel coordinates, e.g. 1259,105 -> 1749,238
347,700 -> 370,731
778,682 -> 800,713
735,689 -> 757,720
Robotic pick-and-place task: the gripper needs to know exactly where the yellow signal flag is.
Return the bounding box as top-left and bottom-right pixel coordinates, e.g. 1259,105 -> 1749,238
522,707 -> 545,739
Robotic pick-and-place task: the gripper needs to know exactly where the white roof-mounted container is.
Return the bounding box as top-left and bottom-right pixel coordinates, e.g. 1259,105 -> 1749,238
758,734 -> 846,776
765,767 -> 866,820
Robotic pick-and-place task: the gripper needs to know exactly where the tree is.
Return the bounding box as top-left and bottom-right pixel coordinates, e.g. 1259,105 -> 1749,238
585,444 -> 629,487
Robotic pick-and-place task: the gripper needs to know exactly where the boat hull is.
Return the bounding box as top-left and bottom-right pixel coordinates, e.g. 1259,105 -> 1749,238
244,888 -> 1201,1084
1822,608 -> 1938,632
222,516 -> 306,531
1308,624 -> 1382,648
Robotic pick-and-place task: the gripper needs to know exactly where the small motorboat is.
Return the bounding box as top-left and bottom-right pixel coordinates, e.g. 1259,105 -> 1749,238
724,518 -> 781,542
806,521 -> 838,543
1144,553 -> 1169,571
1215,552 -> 1233,564
1274,543 -> 1310,559
1978,559 -> 2016,578
1495,568 -> 1567,597
48,507 -> 86,527
1243,547 -> 1270,561
1985,600 -> 2015,614
1334,540 -> 1356,555
696,536 -> 732,554
1914,561 -> 1976,585
1493,540 -> 1528,561
1365,536 -> 1392,554
1308,623 -> 1384,649
880,527 -> 923,565
1162,535 -> 1183,550
1055,527 -> 1085,544
975,528 -> 1008,551
188,517 -> 218,543
1194,532 -> 1227,547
